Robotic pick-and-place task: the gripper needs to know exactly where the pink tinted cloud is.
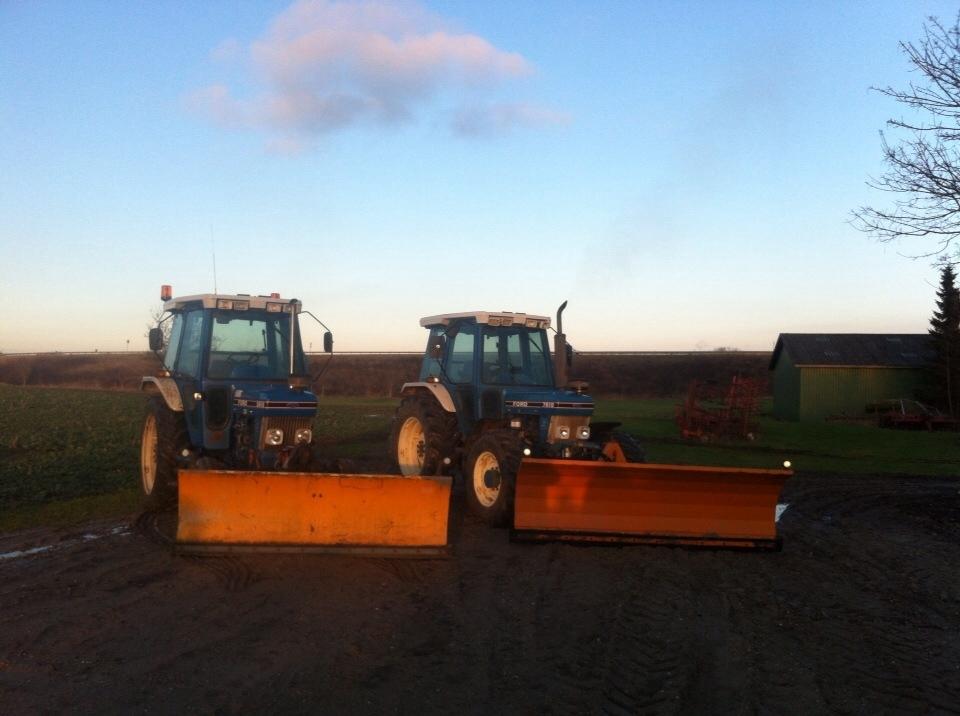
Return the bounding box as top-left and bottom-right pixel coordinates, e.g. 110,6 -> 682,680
188,0 -> 560,150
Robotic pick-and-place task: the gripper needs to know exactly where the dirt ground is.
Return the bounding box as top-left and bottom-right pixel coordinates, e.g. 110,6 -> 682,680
1,472 -> 959,715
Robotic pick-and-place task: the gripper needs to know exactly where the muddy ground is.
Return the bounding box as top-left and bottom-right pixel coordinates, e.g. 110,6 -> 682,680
1,472 -> 959,715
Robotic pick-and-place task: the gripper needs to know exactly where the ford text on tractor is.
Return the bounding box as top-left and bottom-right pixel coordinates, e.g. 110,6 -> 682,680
391,302 -> 791,549
140,286 -> 450,553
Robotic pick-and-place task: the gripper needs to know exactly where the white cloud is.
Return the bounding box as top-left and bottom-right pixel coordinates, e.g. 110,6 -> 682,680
187,0 -> 563,150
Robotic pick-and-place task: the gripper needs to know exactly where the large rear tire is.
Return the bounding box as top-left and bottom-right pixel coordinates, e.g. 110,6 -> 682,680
463,430 -> 522,526
140,397 -> 189,509
390,396 -> 457,476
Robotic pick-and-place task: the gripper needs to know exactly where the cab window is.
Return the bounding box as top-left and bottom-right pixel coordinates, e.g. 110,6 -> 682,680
163,315 -> 185,372
445,323 -> 476,384
177,310 -> 205,378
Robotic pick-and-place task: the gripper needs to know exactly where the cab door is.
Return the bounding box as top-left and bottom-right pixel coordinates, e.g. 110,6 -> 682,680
171,309 -> 207,446
441,322 -> 479,428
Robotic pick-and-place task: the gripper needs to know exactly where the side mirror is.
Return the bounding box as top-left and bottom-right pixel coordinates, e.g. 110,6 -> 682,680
149,328 -> 164,352
565,343 -> 574,368
429,335 -> 446,359
323,331 -> 333,353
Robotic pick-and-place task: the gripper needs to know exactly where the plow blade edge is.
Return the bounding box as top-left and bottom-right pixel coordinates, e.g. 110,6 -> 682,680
176,469 -> 451,555
513,459 -> 791,549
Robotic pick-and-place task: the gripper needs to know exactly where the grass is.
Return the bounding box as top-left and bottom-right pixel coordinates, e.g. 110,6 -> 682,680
594,398 -> 960,475
1,384 -> 958,532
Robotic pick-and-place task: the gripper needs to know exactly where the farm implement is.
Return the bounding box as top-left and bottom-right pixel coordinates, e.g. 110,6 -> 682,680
390,302 -> 791,549
140,287 -> 449,554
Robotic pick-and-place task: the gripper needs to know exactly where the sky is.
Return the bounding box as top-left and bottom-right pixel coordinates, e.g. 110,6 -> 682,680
2,0 -> 959,353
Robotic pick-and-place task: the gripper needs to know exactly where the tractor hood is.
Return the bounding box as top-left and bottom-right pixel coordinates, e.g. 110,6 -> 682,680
230,383 -> 318,416
501,386 -> 594,416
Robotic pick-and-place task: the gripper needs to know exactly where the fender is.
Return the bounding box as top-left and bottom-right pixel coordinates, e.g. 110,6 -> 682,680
141,376 -> 184,412
400,382 -> 455,413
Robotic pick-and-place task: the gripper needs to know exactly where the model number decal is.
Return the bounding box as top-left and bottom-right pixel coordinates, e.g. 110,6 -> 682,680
506,400 -> 567,409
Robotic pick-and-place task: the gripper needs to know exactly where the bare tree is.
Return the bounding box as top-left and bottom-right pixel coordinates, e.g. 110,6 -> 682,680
854,15 -> 960,264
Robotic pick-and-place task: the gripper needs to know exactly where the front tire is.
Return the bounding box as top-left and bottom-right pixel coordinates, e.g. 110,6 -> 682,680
463,430 -> 522,526
390,397 -> 457,476
140,397 -> 189,509
599,429 -> 646,463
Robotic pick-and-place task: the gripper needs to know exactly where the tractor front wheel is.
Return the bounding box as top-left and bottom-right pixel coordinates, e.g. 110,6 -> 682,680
599,429 -> 646,463
463,430 -> 522,526
140,397 -> 189,509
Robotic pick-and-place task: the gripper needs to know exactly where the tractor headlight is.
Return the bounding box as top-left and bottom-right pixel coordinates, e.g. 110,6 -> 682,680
578,426 -> 591,440
265,428 -> 284,446
558,426 -> 571,440
295,428 -> 313,445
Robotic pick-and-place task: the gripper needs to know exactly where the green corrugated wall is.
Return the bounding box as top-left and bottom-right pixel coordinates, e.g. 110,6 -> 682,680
773,358 -> 925,421
797,367 -> 922,421
773,353 -> 800,420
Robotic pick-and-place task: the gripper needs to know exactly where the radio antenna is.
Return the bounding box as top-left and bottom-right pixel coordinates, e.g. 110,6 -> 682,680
210,226 -> 218,295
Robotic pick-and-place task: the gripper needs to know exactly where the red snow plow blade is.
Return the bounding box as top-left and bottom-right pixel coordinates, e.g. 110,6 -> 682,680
512,459 -> 791,550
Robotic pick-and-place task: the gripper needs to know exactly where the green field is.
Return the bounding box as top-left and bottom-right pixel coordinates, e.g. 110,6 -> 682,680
1,384 -> 958,532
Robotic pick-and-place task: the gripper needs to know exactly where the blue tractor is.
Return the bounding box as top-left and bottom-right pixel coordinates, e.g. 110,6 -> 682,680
140,286 -> 332,508
389,302 -> 643,525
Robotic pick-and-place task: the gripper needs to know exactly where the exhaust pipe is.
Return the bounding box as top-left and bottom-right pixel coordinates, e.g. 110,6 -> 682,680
554,300 -> 568,388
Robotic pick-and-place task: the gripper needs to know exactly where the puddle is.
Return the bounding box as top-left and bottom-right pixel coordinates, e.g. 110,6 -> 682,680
0,545 -> 54,561
0,524 -> 131,563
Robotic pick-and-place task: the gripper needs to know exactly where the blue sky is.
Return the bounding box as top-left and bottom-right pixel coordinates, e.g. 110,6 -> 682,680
2,0 -> 957,353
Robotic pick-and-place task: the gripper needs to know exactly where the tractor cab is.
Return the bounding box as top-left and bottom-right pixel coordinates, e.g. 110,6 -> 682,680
413,310 -> 595,457
142,287 -> 332,479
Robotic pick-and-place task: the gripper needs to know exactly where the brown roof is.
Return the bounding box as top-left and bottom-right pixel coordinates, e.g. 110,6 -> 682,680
770,334 -> 933,370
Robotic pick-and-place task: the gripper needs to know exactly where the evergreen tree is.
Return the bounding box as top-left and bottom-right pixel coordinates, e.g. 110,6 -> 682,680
929,265 -> 960,414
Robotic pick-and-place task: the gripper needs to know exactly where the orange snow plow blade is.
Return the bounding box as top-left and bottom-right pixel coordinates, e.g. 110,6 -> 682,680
513,459 -> 791,550
176,469 -> 452,555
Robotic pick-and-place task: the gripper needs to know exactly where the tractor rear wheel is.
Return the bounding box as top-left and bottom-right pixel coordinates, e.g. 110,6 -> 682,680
390,397 -> 457,476
463,429 -> 522,526
140,397 -> 189,509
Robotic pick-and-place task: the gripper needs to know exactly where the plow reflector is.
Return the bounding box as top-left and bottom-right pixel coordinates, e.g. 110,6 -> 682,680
177,469 -> 451,555
513,459 -> 792,549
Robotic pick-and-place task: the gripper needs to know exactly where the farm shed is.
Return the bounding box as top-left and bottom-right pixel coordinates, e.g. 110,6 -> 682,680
770,334 -> 933,421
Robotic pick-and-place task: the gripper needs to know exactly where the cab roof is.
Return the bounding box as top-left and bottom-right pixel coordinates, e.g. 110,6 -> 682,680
419,311 -> 550,329
163,294 -> 302,312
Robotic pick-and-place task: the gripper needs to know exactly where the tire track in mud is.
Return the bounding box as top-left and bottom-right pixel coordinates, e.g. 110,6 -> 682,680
770,481 -> 960,714
594,561 -> 699,716
187,555 -> 258,591
517,544 -> 630,714
134,509 -> 261,591
518,546 -> 701,716
134,509 -> 174,546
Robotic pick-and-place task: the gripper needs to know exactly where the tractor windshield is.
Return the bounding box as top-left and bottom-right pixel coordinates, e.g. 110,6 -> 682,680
207,310 -> 306,380
481,326 -> 553,386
